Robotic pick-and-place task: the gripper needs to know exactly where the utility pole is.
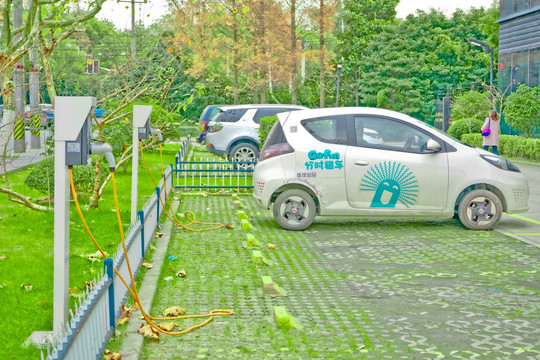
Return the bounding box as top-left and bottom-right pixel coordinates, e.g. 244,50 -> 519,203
13,0 -> 26,153
29,45 -> 41,149
118,0 -> 147,59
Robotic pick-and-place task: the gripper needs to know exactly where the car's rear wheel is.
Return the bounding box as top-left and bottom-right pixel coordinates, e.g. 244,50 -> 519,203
457,189 -> 503,230
273,189 -> 316,231
230,143 -> 258,169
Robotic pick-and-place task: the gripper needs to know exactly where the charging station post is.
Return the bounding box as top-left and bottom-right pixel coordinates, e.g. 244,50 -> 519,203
53,96 -> 96,336
132,105 -> 153,224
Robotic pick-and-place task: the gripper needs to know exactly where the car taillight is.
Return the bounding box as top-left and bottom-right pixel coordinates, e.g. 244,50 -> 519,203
260,143 -> 294,161
209,123 -> 223,133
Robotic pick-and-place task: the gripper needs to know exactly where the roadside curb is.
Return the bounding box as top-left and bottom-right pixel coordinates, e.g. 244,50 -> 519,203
118,199 -> 179,360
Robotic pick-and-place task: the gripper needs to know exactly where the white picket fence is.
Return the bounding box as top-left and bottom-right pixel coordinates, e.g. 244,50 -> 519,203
42,167 -> 173,360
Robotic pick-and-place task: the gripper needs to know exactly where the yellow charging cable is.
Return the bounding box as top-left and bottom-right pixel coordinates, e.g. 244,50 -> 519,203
68,167 -> 233,336
139,141 -> 231,232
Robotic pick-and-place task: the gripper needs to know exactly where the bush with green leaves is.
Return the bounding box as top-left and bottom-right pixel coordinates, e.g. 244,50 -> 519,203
504,84 -> 540,138
451,91 -> 490,121
24,157 -> 109,196
461,133 -> 540,161
258,115 -> 278,149
447,118 -> 485,140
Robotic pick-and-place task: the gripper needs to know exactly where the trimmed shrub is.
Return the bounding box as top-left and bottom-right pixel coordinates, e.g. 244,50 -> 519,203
461,134 -> 540,161
447,118 -> 485,140
24,157 -> 109,196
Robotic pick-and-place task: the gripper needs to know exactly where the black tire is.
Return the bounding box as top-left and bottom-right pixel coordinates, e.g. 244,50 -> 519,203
457,189 -> 503,230
273,189 -> 317,231
229,143 -> 258,170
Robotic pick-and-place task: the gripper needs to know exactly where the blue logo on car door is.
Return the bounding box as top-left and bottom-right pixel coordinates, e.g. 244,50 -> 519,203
359,161 -> 418,208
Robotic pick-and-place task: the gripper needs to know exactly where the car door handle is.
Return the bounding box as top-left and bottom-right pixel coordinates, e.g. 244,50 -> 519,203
354,160 -> 369,166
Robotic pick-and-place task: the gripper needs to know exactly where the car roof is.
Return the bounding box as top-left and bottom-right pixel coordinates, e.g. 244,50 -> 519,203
217,104 -> 308,111
279,107 -> 418,124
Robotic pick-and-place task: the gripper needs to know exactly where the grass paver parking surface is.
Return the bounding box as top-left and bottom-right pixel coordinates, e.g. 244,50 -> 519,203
140,194 -> 540,359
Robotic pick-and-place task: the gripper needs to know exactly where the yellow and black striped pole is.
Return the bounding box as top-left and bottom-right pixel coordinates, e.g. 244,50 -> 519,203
31,115 -> 40,136
13,115 -> 26,153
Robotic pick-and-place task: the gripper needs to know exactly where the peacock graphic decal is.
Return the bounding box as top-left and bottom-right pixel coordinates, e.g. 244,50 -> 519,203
359,161 -> 419,208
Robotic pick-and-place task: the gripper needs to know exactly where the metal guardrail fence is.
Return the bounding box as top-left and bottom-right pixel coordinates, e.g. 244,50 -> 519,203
43,167 -> 173,360
173,136 -> 256,191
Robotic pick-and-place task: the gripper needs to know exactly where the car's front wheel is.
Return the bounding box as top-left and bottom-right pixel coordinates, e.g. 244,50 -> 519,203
273,189 -> 317,231
457,189 -> 503,230
229,143 -> 258,169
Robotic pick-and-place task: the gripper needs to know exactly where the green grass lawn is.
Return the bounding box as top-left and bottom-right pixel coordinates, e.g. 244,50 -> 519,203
0,143 -> 180,359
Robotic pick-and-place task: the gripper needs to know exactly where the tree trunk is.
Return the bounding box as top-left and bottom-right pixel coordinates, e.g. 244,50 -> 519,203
319,0 -> 326,108
355,65 -> 359,106
41,50 -> 57,104
259,0 -> 268,104
290,0 -> 298,105
232,0 -> 240,104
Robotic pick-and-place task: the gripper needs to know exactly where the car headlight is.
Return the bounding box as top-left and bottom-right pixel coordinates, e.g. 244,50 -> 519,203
480,155 -> 521,172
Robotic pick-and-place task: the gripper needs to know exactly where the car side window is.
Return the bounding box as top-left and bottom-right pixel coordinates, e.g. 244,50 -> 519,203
216,109 -> 248,123
253,108 -> 281,124
301,116 -> 348,145
354,116 -> 433,153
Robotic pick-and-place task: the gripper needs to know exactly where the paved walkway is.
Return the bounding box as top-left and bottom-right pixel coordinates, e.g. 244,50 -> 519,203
3,147 -> 46,174
496,161 -> 540,247
130,194 -> 539,359
120,160 -> 540,359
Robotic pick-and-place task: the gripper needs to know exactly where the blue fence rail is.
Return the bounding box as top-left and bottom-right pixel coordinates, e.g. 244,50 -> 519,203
173,135 -> 256,191
43,167 -> 173,360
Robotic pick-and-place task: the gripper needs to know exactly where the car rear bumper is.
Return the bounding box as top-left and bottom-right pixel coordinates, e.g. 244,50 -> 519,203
206,143 -> 226,157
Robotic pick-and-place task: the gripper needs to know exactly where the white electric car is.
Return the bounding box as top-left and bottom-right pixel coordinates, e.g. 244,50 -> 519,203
253,107 -> 529,231
206,104 -> 308,165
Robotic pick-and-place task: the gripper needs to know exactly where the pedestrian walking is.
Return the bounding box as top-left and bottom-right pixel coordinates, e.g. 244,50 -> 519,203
481,109 -> 500,155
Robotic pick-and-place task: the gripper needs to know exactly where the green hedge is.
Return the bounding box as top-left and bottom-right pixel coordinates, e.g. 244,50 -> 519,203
461,134 -> 540,161
259,115 -> 278,149
447,118 -> 484,140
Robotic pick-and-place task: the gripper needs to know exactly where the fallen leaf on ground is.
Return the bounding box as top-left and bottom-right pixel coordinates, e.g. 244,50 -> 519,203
103,349 -> 123,360
268,243 -> 276,250
132,302 -> 140,311
69,287 -> 78,294
142,260 -> 153,269
157,322 -> 179,331
162,306 -> 186,317
176,270 -> 187,278
118,305 -> 132,325
224,224 -> 234,229
20,283 -> 33,291
0,255 -> 8,260
155,232 -> 163,238
138,324 -> 160,339
82,251 -> 107,263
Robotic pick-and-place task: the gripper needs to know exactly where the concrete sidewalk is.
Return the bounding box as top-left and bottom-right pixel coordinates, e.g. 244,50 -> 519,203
3,147 -> 46,174
496,161 -> 540,248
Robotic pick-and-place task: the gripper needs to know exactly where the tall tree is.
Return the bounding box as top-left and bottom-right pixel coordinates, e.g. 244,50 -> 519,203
337,0 -> 398,106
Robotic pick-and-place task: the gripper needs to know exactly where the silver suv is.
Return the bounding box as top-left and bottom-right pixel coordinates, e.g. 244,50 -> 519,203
205,104 -> 308,164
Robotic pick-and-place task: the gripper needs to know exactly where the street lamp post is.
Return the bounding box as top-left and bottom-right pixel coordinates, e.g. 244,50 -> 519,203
467,38 -> 494,107
336,61 -> 343,107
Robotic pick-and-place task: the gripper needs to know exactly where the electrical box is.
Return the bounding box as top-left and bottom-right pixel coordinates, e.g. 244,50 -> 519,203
133,105 -> 153,140
138,119 -> 151,140
55,96 -> 96,166
65,116 -> 91,166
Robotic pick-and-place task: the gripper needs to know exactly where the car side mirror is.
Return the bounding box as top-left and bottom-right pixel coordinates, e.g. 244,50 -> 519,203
426,139 -> 441,152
